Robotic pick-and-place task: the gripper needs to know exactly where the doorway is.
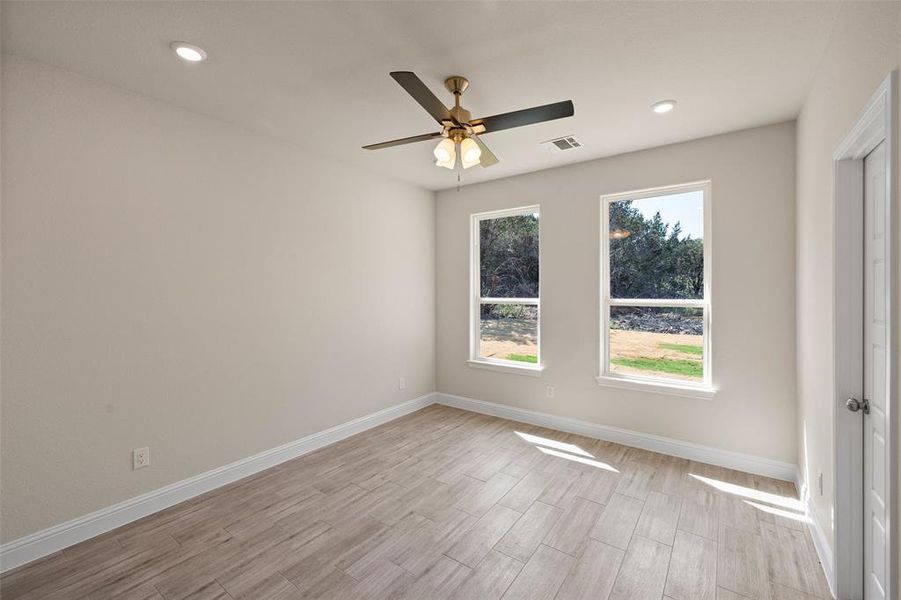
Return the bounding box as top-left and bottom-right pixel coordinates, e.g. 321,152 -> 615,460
833,71 -> 896,600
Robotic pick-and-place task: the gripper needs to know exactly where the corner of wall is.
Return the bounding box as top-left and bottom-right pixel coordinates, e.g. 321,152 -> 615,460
432,189 -> 439,395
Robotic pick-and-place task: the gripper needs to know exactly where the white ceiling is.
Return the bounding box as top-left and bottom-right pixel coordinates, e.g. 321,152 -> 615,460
2,1 -> 840,191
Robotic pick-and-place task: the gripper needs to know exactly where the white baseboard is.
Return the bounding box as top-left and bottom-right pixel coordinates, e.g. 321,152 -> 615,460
796,470 -> 836,598
0,393 -> 437,574
436,392 -> 797,482
808,507 -> 837,598
2,391 -> 802,574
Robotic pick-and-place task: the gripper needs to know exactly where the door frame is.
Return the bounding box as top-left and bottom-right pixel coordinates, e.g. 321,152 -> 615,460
833,70 -> 897,600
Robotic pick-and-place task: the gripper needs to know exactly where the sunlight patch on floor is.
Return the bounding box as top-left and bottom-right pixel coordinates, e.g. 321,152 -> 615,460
536,446 -> 619,472
744,500 -> 810,523
689,473 -> 804,512
514,431 -> 594,457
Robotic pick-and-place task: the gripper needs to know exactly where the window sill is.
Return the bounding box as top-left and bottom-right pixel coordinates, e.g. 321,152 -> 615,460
595,375 -> 716,400
467,359 -> 544,377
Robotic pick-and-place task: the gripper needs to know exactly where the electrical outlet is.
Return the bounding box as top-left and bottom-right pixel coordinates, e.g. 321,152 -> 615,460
818,472 -> 824,496
546,385 -> 555,398
398,377 -> 406,390
133,447 -> 150,470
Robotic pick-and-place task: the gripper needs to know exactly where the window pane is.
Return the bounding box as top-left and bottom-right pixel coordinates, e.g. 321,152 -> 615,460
480,213 -> 539,298
609,191 -> 703,299
479,303 -> 538,363
609,306 -> 703,382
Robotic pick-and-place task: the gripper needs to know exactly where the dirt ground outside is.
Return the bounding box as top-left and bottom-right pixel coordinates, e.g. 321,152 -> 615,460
609,329 -> 703,382
479,318 -> 537,361
478,319 -> 703,381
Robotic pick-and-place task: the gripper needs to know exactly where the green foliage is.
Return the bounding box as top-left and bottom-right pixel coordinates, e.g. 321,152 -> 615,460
657,342 -> 703,355
477,203 -> 703,319
609,201 -> 703,299
612,356 -> 702,378
480,214 -> 539,298
507,354 -> 538,363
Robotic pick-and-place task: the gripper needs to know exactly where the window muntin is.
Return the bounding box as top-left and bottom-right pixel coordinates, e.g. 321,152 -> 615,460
601,183 -> 710,388
472,207 -> 540,368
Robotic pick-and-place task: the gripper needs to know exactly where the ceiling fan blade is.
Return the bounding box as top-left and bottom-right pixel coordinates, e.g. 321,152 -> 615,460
390,71 -> 455,125
471,100 -> 574,134
363,131 -> 442,150
472,135 -> 499,167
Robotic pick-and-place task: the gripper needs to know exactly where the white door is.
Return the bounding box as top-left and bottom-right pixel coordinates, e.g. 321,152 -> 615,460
863,140 -> 889,600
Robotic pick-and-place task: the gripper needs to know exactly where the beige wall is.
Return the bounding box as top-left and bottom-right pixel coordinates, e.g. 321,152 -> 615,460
794,1 -> 900,563
436,122 -> 797,464
0,56 -> 436,542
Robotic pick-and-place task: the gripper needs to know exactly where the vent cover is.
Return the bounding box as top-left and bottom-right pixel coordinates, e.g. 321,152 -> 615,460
543,135 -> 581,152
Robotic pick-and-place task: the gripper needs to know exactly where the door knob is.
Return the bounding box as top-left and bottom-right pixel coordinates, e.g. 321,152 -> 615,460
846,397 -> 870,414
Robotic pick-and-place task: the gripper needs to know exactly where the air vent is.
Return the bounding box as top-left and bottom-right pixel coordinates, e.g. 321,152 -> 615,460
543,135 -> 582,152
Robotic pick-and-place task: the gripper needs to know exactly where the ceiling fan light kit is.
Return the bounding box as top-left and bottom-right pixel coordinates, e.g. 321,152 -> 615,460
433,137 -> 456,168
460,137 -> 481,168
364,72 -> 574,173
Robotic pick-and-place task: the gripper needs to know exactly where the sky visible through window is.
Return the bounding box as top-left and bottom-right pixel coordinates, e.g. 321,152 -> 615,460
632,190 -> 703,240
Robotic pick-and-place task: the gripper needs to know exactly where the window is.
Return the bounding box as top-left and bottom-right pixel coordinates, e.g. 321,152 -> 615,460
600,182 -> 712,394
470,206 -> 541,374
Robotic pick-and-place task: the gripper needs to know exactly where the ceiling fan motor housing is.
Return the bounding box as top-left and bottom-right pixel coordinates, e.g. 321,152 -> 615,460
445,76 -> 473,126
444,75 -> 469,96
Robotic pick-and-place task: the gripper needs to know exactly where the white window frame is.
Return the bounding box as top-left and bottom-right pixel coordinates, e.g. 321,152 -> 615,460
597,181 -> 714,399
468,205 -> 543,376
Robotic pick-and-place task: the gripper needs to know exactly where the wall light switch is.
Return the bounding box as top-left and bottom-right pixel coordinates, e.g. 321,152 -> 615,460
398,377 -> 406,390
133,447 -> 150,470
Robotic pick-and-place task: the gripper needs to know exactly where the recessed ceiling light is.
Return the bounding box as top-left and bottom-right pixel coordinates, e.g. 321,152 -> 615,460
652,100 -> 676,114
170,42 -> 207,63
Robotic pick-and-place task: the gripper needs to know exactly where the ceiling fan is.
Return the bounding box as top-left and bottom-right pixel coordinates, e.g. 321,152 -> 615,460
363,72 -> 574,169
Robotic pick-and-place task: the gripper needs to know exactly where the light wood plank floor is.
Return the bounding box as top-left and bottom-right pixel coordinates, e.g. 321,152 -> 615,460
1,405 -> 830,600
